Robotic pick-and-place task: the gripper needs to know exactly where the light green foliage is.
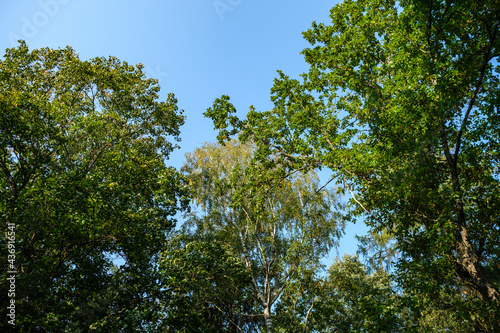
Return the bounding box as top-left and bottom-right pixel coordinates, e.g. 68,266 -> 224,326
178,140 -> 345,331
0,42 -> 188,331
206,0 -> 500,330
311,255 -> 405,332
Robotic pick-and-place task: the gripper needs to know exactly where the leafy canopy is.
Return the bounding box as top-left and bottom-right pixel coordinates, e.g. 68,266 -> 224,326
205,0 -> 500,329
170,140 -> 345,332
0,41 -> 188,331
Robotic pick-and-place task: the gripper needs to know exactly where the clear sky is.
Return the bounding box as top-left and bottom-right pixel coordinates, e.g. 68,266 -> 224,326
0,0 -> 369,263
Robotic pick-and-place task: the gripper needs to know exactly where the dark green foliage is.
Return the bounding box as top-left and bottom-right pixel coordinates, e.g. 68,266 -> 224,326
159,232 -> 258,332
311,255 -> 406,332
0,42 -> 188,331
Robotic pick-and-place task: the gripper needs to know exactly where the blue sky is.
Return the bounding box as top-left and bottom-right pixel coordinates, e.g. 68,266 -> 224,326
0,0 -> 368,261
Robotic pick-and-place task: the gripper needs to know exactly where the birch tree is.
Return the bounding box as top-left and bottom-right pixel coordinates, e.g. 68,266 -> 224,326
179,140 -> 345,332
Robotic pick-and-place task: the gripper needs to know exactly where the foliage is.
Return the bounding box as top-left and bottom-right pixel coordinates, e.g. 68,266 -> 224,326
205,0 -> 500,330
278,255 -> 478,333
271,265 -> 323,332
177,140 -> 345,332
0,42 -> 188,331
311,255 -> 406,332
159,232 -> 258,332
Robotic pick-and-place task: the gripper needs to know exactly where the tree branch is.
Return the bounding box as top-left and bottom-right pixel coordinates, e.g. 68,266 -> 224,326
343,177 -> 411,245
454,49 -> 490,164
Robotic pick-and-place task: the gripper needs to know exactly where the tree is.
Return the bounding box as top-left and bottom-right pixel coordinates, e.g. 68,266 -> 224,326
159,232 -> 258,332
175,140 -> 345,332
0,42 -> 188,331
297,255 -> 475,333
205,0 -> 500,329
308,255 -> 407,332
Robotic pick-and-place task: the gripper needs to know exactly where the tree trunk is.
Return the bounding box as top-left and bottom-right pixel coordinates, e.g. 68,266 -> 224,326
456,225 -> 499,302
440,126 -> 500,302
264,306 -> 273,333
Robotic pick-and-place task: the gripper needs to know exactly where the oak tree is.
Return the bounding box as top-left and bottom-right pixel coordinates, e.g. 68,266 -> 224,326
205,0 -> 500,329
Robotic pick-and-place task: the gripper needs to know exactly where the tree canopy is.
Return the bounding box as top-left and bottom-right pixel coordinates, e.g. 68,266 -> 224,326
0,41 -> 188,331
161,140 -> 345,332
206,0 -> 500,330
2,0 -> 500,330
